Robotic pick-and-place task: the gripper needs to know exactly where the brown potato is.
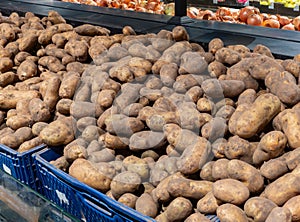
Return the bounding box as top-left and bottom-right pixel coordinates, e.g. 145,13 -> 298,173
197,191 -> 221,214
217,204 -> 248,222
213,179 -> 250,205
244,197 -> 277,222
283,195 -> 300,221
164,197 -> 193,222
69,158 -> 111,192
135,193 -> 158,218
185,213 -> 210,222
0,90 -> 40,109
118,193 -> 138,209
167,177 -> 212,199
265,207 -> 292,222
110,171 -> 141,199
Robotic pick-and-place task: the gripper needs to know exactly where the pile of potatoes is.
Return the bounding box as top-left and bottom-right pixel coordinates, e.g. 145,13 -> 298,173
1,10 -> 300,222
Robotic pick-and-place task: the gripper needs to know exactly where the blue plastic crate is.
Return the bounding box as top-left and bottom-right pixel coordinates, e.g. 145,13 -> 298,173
33,148 -> 155,222
33,148 -> 220,222
0,144 -> 46,191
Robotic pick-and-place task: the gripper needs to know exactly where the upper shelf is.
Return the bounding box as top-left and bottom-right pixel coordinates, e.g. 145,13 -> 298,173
0,0 -> 299,58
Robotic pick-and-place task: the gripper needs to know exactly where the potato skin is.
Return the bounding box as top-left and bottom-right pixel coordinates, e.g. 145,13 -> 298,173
212,179 -> 250,205
244,197 -> 277,222
110,171 -> 141,199
229,93 -> 281,138
217,203 -> 248,222
283,195 -> 300,221
135,193 -> 158,218
263,173 -> 300,206
227,159 -> 264,194
167,178 -> 212,199
69,158 -> 111,192
197,191 -> 221,214
118,193 -> 138,209
165,197 -> 193,222
265,207 -> 292,222
0,90 -> 40,109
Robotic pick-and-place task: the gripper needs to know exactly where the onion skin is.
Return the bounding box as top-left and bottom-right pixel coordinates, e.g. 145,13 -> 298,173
293,16 -> 300,31
282,23 -> 295,31
247,14 -> 262,26
263,19 -> 280,29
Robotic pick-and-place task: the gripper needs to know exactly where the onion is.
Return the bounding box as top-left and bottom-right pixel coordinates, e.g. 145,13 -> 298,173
293,16 -> 300,30
239,6 -> 259,23
282,23 -> 295,30
278,15 -> 291,27
263,19 -> 280,29
187,7 -> 199,19
247,13 -> 262,26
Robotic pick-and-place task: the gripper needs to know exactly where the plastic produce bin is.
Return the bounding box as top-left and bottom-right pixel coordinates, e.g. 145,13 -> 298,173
33,148 -> 155,222
0,144 -> 46,191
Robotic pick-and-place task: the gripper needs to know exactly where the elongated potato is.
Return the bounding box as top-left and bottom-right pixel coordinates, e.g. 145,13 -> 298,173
217,204 -> 248,222
0,90 -> 40,109
244,197 -> 277,222
229,93 -> 281,138
69,158 -> 111,192
167,177 -> 212,199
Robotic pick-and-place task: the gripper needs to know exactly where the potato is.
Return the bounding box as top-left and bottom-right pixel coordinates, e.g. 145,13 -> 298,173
151,172 -> 184,203
237,88 -> 257,105
208,60 -> 227,78
201,117 -> 227,142
56,98 -> 72,115
185,213 -> 210,222
208,38 -> 224,54
118,193 -> 138,209
229,93 -> 281,138
253,44 -> 274,58
64,39 -> 88,62
63,144 -> 87,162
0,127 -> 33,149
249,55 -> 284,80
227,159 -> 264,193
70,101 -> 103,119
197,191 -> 221,214
160,63 -> 178,87
263,173 -> 300,206
122,103 -> 143,117
0,57 -> 13,73
38,56 -> 65,73
0,71 -> 16,87
6,115 -> 33,130
265,207 -> 292,222
110,171 -> 141,199
283,195 -> 300,221
69,158 -> 111,192
18,137 -> 43,153
179,51 -> 207,75
129,131 -> 166,151
50,156 -> 69,172
164,197 -> 193,222
149,169 -> 169,187
273,107 -> 300,149
212,159 -> 229,180
213,179 -> 250,205
253,131 -> 287,165
0,90 -> 40,109
260,159 -> 289,180
135,193 -> 158,218
29,98 -> 51,122
172,26 -> 189,41
167,177 -> 212,199
59,71 -> 80,99
74,24 -> 109,36
39,116 -> 75,146
215,47 -> 241,65
32,122 -> 48,136
281,59 -> 300,78
244,197 -> 277,222
200,161 -> 215,181
104,133 -> 129,149
217,203 -> 248,222
265,70 -> 300,105
88,148 -> 115,163
177,137 -> 212,174
41,77 -> 61,112
105,114 -> 144,137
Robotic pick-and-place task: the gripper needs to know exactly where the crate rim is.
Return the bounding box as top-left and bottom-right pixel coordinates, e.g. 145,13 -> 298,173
0,143 -> 47,156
